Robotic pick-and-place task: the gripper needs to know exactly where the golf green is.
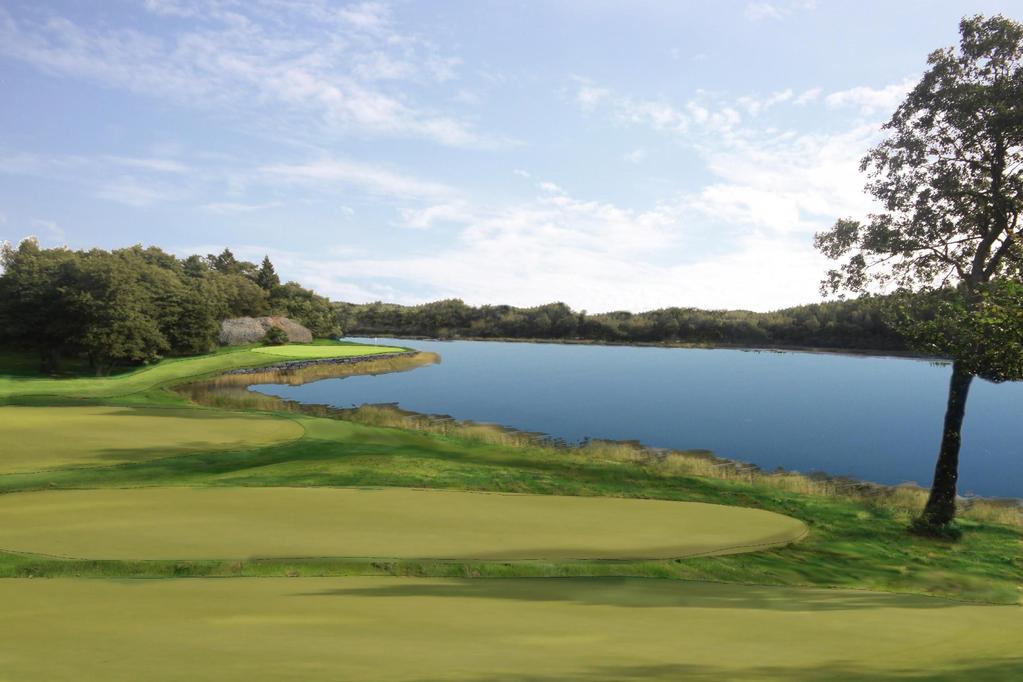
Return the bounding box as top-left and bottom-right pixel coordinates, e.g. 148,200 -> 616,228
0,406 -> 304,474
0,577 -> 1018,681
0,487 -> 806,560
252,344 -> 405,358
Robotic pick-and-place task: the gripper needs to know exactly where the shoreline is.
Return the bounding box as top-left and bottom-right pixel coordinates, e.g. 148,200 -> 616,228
221,351 -> 419,375
183,358 -> 1019,507
344,334 -> 945,362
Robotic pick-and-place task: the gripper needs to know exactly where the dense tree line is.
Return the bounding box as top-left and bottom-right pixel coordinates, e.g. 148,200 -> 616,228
335,297 -> 908,351
0,240 -> 337,373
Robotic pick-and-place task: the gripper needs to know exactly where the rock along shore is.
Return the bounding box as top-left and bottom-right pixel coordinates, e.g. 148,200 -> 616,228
223,351 -> 419,375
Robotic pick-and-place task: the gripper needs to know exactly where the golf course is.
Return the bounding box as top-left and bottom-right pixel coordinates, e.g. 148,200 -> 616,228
0,340 -> 1020,680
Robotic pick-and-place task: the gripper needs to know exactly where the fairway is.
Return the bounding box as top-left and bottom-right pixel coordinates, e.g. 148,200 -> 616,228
0,487 -> 806,560
0,577 -> 1019,681
0,407 -> 303,474
0,343 -> 405,400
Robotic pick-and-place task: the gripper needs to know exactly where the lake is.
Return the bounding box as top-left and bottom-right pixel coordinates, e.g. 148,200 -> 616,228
254,338 -> 1023,499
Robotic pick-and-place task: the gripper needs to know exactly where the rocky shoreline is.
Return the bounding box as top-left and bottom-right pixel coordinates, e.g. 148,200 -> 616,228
223,351 -> 419,375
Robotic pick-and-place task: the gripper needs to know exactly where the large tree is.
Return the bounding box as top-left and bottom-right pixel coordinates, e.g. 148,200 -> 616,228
815,15 -> 1023,534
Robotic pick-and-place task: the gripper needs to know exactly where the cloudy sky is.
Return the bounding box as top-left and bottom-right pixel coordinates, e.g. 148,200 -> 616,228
0,0 -> 1016,311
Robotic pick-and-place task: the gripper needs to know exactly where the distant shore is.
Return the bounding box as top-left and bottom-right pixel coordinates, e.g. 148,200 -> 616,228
344,334 -> 945,362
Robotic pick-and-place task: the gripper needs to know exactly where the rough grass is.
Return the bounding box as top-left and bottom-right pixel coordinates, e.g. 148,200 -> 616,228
0,577 -> 1020,682
0,406 -> 304,474
331,404 -> 1023,529
0,487 -> 805,561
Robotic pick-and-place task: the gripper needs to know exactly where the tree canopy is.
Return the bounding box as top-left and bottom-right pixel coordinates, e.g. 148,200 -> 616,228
814,14 -> 1023,533
0,242 -> 338,373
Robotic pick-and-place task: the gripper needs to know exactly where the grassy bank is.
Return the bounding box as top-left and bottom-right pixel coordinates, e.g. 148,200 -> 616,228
0,341 -> 407,402
0,343 -> 1019,605
1,407 -> 1019,603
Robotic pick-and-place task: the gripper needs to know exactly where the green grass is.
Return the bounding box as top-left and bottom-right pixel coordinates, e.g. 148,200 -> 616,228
0,343 -> 404,401
0,340 -> 1020,680
252,344 -> 402,358
0,487 -> 805,561
0,406 -> 304,474
0,577 -> 1019,682
0,414 -> 1018,603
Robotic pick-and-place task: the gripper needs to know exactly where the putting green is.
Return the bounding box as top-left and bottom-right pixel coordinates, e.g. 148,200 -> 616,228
0,578 -> 1018,681
252,344 -> 404,358
0,407 -> 304,474
0,487 -> 805,560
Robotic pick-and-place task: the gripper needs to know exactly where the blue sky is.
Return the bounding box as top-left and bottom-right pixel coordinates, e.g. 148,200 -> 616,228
0,0 -> 1017,311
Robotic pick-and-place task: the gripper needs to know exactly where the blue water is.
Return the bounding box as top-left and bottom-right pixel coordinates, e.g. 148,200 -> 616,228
255,338 -> 1023,498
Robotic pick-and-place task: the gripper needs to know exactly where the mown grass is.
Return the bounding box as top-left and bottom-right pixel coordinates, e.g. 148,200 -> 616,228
0,487 -> 804,561
2,577 -> 1020,682
0,342 -> 406,401
0,405 -> 303,474
1,412 -> 1019,603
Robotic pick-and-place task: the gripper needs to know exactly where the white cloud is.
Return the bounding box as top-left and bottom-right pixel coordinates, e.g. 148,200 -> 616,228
537,181 -> 566,195
30,218 -> 66,244
399,201 -> 474,229
338,2 -> 391,33
737,89 -> 793,116
824,79 -> 915,115
105,156 -> 190,174
624,148 -> 647,164
745,0 -> 817,21
745,3 -> 784,21
0,3 -> 500,149
235,186 -> 830,312
203,201 -> 281,214
577,84 -> 611,112
793,87 -> 822,105
95,177 -> 186,207
260,158 -> 454,200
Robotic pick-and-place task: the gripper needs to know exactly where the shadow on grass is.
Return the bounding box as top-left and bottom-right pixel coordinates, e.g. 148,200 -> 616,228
410,659 -> 1023,682
295,577 -> 971,611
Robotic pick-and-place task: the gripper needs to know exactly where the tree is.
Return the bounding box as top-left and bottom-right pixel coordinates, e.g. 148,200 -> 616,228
209,248 -> 240,274
65,250 -> 169,373
0,239 -> 83,371
256,255 -> 280,291
261,325 -> 288,346
814,15 -> 1023,534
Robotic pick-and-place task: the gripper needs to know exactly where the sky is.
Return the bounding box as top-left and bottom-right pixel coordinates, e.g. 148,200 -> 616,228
0,0 -> 1018,312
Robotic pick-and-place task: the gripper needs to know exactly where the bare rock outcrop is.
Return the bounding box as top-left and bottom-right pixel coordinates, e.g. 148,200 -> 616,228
219,316 -> 313,345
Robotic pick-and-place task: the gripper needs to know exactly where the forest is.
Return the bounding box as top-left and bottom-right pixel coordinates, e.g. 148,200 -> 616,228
335,297 -> 908,351
0,240 -> 337,373
0,239 -> 917,376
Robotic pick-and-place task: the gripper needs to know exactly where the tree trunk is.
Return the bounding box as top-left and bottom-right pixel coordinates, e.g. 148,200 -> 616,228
918,360 -> 975,530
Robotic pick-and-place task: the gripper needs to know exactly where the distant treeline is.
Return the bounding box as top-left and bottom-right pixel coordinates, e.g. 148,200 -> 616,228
335,298 -> 908,351
0,240 -> 336,372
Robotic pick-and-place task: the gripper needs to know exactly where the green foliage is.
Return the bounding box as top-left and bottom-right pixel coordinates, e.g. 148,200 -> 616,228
261,325 -> 289,346
891,281 -> 1023,383
335,297 -> 905,350
814,14 -> 1023,531
269,281 -> 339,337
0,241 -> 338,371
816,15 -> 1023,296
256,255 -> 280,291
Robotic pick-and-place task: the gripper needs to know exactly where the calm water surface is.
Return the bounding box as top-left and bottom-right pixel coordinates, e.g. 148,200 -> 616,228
255,338 -> 1023,498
